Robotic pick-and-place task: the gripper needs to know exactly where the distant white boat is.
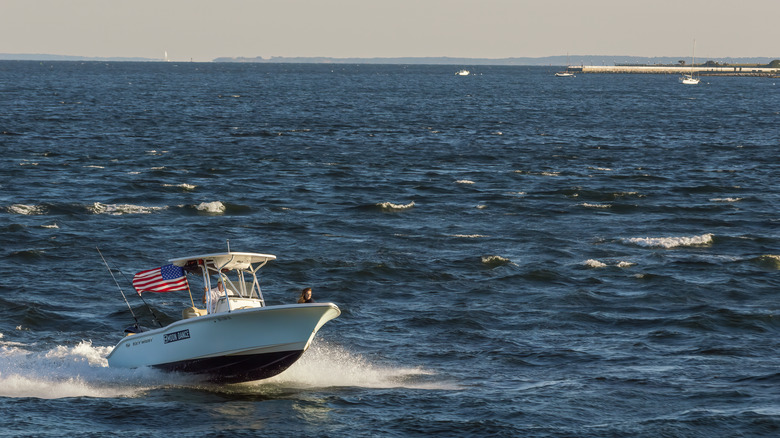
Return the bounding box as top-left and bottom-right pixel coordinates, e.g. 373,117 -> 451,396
679,40 -> 700,85
555,53 -> 575,77
455,69 -> 470,76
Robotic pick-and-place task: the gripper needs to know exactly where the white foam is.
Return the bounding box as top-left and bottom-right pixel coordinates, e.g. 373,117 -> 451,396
41,223 -> 59,229
482,255 -> 511,264
453,234 -> 489,238
513,170 -> 560,176
377,201 -> 415,211
0,341 -> 168,399
710,197 -> 742,203
583,259 -> 636,268
581,203 -> 611,209
8,204 -> 45,215
755,254 -> 780,269
622,233 -> 714,249
0,338 -> 455,398
248,342 -> 453,390
196,201 -> 226,213
90,202 -> 166,215
455,179 -> 475,184
584,259 -> 607,268
163,183 -> 197,190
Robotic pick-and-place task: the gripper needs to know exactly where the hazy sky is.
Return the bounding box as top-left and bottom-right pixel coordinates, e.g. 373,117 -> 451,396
2,0 -> 778,62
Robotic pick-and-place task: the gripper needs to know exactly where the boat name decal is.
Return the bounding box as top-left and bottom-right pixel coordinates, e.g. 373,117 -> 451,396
130,337 -> 153,347
164,329 -> 191,344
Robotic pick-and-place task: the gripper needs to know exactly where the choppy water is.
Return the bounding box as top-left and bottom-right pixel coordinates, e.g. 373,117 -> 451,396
1,61 -> 779,437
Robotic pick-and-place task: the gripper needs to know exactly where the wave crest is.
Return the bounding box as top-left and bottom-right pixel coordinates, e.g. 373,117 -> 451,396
7,204 -> 46,215
377,201 -> 415,211
753,254 -> 780,270
622,233 -> 714,249
481,255 -> 513,268
90,202 -> 166,215
583,259 -> 636,268
163,183 -> 197,191
196,201 -> 226,214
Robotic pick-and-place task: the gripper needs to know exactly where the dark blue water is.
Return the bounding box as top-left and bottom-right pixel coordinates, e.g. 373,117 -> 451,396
1,61 -> 779,437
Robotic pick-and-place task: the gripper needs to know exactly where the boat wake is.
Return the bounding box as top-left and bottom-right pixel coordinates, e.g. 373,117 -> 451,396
256,341 -> 451,390
0,338 -> 451,399
0,339 -> 178,399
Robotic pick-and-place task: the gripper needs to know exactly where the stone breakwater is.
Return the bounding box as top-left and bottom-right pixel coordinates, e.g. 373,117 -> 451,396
569,65 -> 779,77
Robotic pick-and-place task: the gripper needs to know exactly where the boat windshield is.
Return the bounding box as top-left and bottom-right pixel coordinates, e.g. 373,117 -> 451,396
171,252 -> 275,307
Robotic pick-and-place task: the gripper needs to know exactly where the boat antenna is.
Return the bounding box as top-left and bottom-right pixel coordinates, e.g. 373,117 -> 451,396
96,247 -> 163,328
96,247 -> 139,326
227,239 -> 231,252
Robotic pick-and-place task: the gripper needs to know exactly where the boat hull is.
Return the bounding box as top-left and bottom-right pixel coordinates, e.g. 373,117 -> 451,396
679,76 -> 700,85
107,303 -> 340,383
155,349 -> 305,383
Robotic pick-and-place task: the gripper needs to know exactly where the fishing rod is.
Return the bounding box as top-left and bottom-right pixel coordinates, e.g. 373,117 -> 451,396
96,247 -> 163,328
115,265 -> 163,328
96,246 -> 139,327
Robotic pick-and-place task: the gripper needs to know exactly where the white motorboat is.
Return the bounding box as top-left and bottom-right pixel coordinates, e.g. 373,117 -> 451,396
106,251 -> 340,383
455,69 -> 470,76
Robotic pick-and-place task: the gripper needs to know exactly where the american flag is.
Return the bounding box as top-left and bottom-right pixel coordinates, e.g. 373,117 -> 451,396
132,264 -> 189,294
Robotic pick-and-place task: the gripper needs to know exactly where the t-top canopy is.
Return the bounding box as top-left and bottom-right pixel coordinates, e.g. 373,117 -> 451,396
169,252 -> 276,272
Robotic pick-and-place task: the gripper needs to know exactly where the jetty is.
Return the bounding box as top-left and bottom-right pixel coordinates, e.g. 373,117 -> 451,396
567,65 -> 779,77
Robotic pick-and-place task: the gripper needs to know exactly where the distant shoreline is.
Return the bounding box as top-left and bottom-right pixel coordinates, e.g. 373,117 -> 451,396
1,53 -> 778,66
570,65 -> 779,77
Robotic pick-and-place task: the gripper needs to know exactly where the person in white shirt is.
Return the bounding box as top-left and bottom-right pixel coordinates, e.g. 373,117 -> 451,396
203,280 -> 225,314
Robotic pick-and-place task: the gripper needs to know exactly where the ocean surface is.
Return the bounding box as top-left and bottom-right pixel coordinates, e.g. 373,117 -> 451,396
1,61 -> 778,437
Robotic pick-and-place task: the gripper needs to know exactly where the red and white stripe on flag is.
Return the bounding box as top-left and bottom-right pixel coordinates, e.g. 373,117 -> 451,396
132,264 -> 189,294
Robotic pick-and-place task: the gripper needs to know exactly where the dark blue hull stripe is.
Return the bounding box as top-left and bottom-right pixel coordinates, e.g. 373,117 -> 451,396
153,350 -> 304,384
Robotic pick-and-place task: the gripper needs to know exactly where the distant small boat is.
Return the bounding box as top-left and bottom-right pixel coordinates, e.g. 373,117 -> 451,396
455,69 -> 470,76
679,74 -> 700,85
679,40 -> 700,85
555,53 -> 575,77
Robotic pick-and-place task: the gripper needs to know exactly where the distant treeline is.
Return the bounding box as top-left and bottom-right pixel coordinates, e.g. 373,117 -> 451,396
213,55 -> 780,66
1,53 -> 778,66
618,59 -> 780,68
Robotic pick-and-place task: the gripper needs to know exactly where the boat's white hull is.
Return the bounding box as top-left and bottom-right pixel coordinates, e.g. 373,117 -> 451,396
107,303 -> 340,383
555,72 -> 575,77
680,75 -> 700,85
